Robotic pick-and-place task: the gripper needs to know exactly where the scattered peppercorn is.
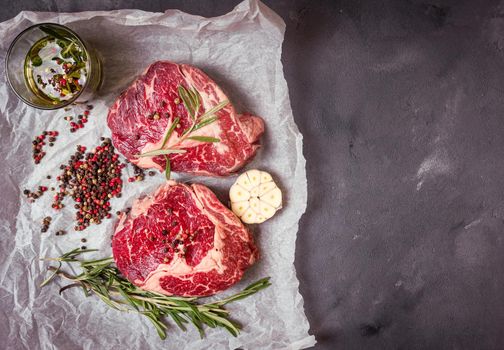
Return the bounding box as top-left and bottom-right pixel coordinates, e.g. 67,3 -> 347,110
52,138 -> 124,231
128,164 -> 146,183
40,216 -> 52,232
23,187 -> 47,202
32,131 -> 58,164
63,105 -> 93,132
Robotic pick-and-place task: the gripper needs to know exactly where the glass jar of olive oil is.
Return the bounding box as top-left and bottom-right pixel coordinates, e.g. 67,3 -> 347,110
6,23 -> 102,110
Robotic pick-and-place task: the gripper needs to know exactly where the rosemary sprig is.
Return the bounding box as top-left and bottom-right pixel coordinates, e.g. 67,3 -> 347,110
39,25 -> 70,42
178,85 -> 201,120
164,155 -> 171,180
193,116 -> 218,131
137,85 -> 228,180
39,25 -> 86,63
41,249 -> 270,340
136,148 -> 187,158
187,136 -> 221,143
160,116 -> 180,150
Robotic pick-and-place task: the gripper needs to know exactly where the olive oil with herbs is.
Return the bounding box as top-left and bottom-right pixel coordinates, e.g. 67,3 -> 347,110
24,33 -> 88,104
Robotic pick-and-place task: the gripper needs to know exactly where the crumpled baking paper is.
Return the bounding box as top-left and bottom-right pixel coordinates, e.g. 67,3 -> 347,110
0,1 -> 315,349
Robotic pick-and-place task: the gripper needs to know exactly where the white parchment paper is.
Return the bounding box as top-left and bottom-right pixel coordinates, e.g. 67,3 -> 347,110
0,1 -> 315,349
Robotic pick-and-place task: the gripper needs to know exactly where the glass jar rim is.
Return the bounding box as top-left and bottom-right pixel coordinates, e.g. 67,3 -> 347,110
5,22 -> 93,110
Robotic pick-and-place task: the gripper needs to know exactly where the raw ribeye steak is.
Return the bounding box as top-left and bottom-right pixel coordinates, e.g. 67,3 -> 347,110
112,181 -> 258,297
107,61 -> 264,176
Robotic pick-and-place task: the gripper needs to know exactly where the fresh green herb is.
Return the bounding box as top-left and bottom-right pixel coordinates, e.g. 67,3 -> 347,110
193,116 -> 218,131
197,100 -> 229,122
39,25 -> 71,42
28,40 -> 47,67
41,249 -> 271,340
164,155 -> 171,180
137,85 -> 229,179
160,117 -> 180,150
39,25 -> 86,64
187,136 -> 220,143
31,56 -> 43,67
136,148 -> 187,158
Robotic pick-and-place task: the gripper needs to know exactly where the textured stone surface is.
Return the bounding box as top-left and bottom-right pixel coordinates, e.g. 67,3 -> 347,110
3,0 -> 504,348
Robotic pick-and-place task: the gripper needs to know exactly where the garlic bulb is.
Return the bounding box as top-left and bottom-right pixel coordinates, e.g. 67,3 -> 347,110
229,169 -> 282,224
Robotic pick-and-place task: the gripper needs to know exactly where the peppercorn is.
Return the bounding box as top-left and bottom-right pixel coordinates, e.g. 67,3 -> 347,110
52,139 -> 124,231
32,131 -> 58,164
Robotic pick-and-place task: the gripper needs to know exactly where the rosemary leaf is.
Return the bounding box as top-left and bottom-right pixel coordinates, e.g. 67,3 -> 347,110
61,41 -> 76,59
40,262 -> 62,287
80,257 -> 114,267
187,88 -> 201,117
39,25 -> 71,42
193,116 -> 218,131
187,136 -> 220,143
168,310 -> 188,331
160,117 -> 180,150
205,313 -> 240,337
136,149 -> 186,158
145,313 -> 168,340
178,85 -> 195,119
211,277 -> 271,306
197,100 -> 229,122
164,155 -> 171,180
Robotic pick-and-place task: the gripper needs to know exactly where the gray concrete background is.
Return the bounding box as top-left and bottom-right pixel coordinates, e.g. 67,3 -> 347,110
3,0 -> 504,349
